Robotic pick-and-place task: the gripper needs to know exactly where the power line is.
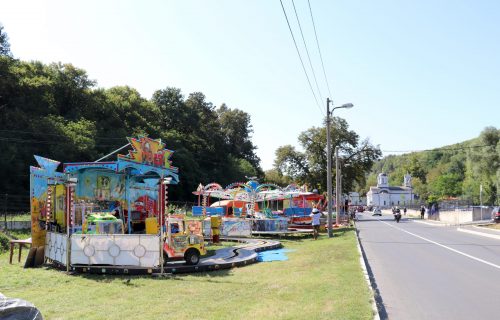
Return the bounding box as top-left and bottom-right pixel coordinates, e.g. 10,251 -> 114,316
0,136 -> 124,148
279,0 -> 324,116
0,129 -> 128,141
380,144 -> 498,153
291,0 -> 324,105
307,0 -> 333,98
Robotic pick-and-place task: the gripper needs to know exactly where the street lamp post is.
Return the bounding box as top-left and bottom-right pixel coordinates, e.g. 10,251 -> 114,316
326,99 -> 353,237
335,147 -> 340,226
480,184 -> 483,221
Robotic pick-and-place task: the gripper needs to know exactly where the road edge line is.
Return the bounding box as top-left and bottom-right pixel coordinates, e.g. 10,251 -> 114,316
354,224 -> 381,320
457,227 -> 500,240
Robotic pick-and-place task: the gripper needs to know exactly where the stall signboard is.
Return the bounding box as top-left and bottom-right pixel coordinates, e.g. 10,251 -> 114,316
118,136 -> 178,172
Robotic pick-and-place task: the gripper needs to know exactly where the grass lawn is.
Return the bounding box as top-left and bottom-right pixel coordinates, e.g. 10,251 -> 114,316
484,223 -> 500,230
3,213 -> 31,222
0,229 -> 374,320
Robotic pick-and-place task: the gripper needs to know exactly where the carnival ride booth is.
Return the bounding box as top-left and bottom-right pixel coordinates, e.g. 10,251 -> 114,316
195,181 -> 290,236
209,200 -> 259,217
282,186 -> 325,229
29,136 -> 179,271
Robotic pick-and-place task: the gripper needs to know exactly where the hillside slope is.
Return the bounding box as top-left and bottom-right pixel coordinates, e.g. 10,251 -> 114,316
362,127 -> 499,205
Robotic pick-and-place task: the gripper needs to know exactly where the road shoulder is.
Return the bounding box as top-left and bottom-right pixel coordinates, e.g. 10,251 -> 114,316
354,224 -> 381,320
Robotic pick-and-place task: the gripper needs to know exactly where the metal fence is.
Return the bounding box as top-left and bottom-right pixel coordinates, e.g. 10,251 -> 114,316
166,201 -> 198,215
1,194 -> 30,214
1,193 -> 30,230
472,206 -> 495,221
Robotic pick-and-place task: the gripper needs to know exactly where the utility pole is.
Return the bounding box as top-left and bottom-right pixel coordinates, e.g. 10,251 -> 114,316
326,100 -> 353,235
340,165 -> 343,220
480,184 -> 483,220
326,98 -> 333,237
336,147 -> 340,226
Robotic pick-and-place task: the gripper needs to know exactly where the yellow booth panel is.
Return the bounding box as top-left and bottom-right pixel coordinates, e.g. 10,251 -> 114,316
145,217 -> 159,234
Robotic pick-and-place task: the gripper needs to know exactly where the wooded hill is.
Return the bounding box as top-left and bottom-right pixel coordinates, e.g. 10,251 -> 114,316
363,127 -> 499,205
0,25 -> 262,208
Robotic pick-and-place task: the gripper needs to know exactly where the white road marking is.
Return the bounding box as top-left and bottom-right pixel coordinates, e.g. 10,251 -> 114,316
458,227 -> 500,240
412,220 -> 449,227
378,220 -> 500,271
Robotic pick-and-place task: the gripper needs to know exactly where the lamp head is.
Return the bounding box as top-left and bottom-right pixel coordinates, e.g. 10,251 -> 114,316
339,103 -> 354,109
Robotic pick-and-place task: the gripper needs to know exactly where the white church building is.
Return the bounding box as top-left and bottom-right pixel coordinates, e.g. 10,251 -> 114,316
366,173 -> 415,208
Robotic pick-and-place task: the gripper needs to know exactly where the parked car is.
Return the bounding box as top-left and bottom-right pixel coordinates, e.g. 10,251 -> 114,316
372,207 -> 382,216
492,207 -> 500,223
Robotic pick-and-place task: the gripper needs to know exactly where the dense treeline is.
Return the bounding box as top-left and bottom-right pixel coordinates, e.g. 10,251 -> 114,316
0,25 -> 262,206
364,127 -> 500,205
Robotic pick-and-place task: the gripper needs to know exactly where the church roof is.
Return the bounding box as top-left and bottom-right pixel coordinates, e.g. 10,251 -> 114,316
368,186 -> 411,192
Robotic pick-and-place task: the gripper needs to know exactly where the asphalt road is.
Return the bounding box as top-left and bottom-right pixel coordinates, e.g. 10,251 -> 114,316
356,212 -> 500,320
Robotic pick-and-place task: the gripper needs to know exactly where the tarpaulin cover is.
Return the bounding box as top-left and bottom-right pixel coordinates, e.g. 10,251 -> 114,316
0,292 -> 43,320
257,249 -> 294,262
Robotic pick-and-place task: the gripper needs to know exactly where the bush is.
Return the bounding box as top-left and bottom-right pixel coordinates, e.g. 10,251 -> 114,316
0,232 -> 10,253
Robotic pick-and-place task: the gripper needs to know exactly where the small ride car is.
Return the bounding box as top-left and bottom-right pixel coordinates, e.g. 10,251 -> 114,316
84,212 -> 124,235
372,207 -> 382,216
163,217 -> 206,265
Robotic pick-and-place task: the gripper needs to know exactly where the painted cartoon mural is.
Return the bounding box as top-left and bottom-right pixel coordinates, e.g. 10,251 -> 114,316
30,156 -> 66,247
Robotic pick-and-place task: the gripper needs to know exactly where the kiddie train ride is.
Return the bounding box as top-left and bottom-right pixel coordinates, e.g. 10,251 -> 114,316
30,136 -> 185,273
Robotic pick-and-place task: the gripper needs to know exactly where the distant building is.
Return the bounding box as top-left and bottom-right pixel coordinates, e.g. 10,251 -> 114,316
348,192 -> 366,205
366,173 -> 415,208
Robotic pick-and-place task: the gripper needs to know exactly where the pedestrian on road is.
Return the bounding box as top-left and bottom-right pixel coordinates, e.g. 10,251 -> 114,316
420,206 -> 425,219
403,207 -> 407,215
310,208 -> 321,240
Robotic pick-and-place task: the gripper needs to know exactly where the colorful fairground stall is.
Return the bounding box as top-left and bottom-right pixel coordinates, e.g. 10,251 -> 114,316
29,136 -> 179,272
193,181 -> 298,235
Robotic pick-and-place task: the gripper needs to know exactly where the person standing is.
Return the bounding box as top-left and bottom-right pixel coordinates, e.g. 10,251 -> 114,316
420,206 -> 425,219
403,207 -> 407,216
310,208 -> 321,240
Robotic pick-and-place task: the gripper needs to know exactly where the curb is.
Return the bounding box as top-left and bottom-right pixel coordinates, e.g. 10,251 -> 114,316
457,227 -> 500,240
471,225 -> 500,234
354,224 -> 381,320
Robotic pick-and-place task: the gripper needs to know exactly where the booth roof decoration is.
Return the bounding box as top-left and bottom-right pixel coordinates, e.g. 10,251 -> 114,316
118,136 -> 178,172
34,155 -> 61,173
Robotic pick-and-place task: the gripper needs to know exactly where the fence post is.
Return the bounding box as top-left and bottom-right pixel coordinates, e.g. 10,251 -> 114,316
3,194 -> 7,230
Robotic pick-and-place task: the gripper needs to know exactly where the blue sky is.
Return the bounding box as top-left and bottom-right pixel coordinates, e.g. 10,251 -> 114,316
2,0 -> 499,170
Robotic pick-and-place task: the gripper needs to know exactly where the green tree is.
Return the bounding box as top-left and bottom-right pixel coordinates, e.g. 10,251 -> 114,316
264,169 -> 293,186
429,173 -> 463,198
217,103 -> 261,171
0,24 -> 11,56
152,88 -> 263,199
274,117 -> 381,192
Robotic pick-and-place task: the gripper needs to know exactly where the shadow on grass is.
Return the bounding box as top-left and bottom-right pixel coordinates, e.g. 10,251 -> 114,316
254,227 -> 356,243
60,266 -> 238,285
